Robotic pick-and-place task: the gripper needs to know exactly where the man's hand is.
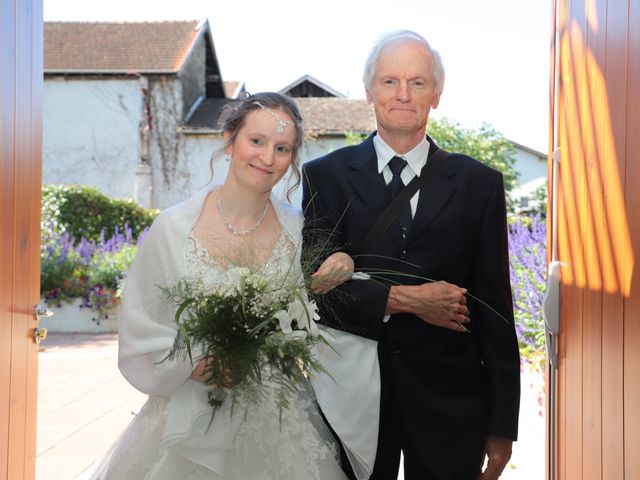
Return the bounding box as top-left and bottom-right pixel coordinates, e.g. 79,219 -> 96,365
478,436 -> 513,480
386,281 -> 470,332
311,251 -> 354,294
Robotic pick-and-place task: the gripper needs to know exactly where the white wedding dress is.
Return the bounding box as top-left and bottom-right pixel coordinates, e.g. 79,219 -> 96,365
89,229 -> 349,480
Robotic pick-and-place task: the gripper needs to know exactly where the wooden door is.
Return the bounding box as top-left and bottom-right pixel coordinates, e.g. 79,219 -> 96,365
550,0 -> 640,478
0,0 -> 43,478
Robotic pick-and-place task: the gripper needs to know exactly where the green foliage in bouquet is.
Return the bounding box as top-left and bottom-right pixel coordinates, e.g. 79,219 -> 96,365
161,267 -> 328,423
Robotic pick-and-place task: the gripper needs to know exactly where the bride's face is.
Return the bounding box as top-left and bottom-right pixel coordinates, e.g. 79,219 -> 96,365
224,109 -> 297,194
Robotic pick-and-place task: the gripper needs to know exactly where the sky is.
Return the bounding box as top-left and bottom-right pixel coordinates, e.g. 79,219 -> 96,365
43,0 -> 552,152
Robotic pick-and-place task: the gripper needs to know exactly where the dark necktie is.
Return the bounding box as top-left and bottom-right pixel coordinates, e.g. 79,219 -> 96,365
387,156 -> 412,236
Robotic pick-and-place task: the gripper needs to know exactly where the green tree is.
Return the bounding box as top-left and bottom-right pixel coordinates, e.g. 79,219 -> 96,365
530,183 -> 548,218
427,117 -> 519,207
344,131 -> 368,146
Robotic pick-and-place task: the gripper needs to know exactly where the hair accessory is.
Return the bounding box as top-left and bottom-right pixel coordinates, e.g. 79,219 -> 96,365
253,101 -> 296,134
216,189 -> 270,236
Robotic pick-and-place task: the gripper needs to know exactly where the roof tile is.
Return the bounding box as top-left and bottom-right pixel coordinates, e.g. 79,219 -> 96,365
45,20 -> 203,73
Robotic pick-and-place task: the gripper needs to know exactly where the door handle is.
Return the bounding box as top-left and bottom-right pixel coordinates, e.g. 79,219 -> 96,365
543,261 -> 561,368
33,304 -> 53,345
33,327 -> 48,344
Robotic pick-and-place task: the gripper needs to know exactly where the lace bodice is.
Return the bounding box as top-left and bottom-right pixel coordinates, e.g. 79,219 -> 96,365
185,229 -> 299,291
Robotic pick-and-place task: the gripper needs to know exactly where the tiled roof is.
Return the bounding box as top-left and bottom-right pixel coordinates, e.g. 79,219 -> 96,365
184,97 -> 375,135
45,20 -> 204,74
295,97 -> 374,134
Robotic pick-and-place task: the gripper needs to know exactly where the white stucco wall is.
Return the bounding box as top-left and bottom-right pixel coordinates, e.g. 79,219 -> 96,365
43,78 -> 142,200
512,146 -> 547,185
283,136 -> 354,208
147,78 -> 190,209
163,133 -> 227,209
510,145 -> 547,212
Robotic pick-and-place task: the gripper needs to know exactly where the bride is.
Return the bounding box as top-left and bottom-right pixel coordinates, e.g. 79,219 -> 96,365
89,92 -> 378,480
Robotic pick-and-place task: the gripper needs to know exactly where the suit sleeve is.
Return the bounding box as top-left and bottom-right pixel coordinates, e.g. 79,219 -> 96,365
470,173 -> 521,440
302,162 -> 390,341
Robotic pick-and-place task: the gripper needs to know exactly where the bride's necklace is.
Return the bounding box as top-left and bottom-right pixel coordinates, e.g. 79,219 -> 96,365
216,190 -> 270,236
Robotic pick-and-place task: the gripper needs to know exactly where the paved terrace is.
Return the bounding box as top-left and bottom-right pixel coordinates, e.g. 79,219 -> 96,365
36,333 -> 545,479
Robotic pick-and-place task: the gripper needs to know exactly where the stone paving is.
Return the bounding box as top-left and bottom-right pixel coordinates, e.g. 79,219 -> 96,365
36,333 -> 545,480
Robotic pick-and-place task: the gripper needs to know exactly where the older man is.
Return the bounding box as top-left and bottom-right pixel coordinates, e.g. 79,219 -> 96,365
303,31 -> 520,480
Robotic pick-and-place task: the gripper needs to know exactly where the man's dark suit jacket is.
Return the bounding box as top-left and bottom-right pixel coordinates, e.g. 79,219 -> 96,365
302,133 -> 520,480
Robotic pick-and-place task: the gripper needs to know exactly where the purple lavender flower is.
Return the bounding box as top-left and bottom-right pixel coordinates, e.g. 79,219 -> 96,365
508,214 -> 547,365
41,222 -> 146,315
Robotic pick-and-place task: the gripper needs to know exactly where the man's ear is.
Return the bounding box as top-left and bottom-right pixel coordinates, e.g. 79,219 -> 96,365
365,88 -> 374,105
431,94 -> 441,109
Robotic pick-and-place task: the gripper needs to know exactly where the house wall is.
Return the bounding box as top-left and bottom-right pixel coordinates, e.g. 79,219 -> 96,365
510,146 -> 547,212
43,78 -> 142,200
284,136 -> 352,207
147,77 -> 185,208
163,132 -> 226,208
512,147 -> 546,185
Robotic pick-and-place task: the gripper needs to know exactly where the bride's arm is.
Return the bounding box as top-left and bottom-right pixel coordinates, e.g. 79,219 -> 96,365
118,211 -> 198,397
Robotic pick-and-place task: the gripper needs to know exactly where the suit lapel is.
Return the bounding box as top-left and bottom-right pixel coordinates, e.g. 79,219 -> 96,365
347,134 -> 405,247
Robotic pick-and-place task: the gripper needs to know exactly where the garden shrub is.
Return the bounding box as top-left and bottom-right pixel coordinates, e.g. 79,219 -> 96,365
41,185 -> 154,319
42,184 -> 157,243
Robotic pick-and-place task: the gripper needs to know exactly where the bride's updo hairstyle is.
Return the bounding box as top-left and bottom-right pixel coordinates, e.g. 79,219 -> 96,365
217,92 -> 305,200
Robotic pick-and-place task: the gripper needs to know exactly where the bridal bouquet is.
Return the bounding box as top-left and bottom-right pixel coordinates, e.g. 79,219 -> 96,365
161,265 -> 327,419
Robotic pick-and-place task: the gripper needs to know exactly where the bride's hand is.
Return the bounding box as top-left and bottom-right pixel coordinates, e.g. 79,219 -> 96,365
190,358 -> 240,387
311,252 -> 354,294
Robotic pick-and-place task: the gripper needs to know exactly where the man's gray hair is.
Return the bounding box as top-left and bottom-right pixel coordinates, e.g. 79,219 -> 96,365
362,30 -> 445,96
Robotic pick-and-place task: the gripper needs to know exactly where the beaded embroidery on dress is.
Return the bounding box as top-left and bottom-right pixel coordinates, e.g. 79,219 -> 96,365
89,228 -> 347,480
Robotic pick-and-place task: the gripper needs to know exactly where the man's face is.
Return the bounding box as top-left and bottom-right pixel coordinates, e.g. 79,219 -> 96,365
366,40 -> 440,138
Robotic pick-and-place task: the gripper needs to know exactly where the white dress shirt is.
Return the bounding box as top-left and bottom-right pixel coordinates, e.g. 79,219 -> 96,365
374,133 -> 431,218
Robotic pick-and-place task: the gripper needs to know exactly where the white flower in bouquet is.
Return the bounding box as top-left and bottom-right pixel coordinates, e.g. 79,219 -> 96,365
160,264 -> 329,421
